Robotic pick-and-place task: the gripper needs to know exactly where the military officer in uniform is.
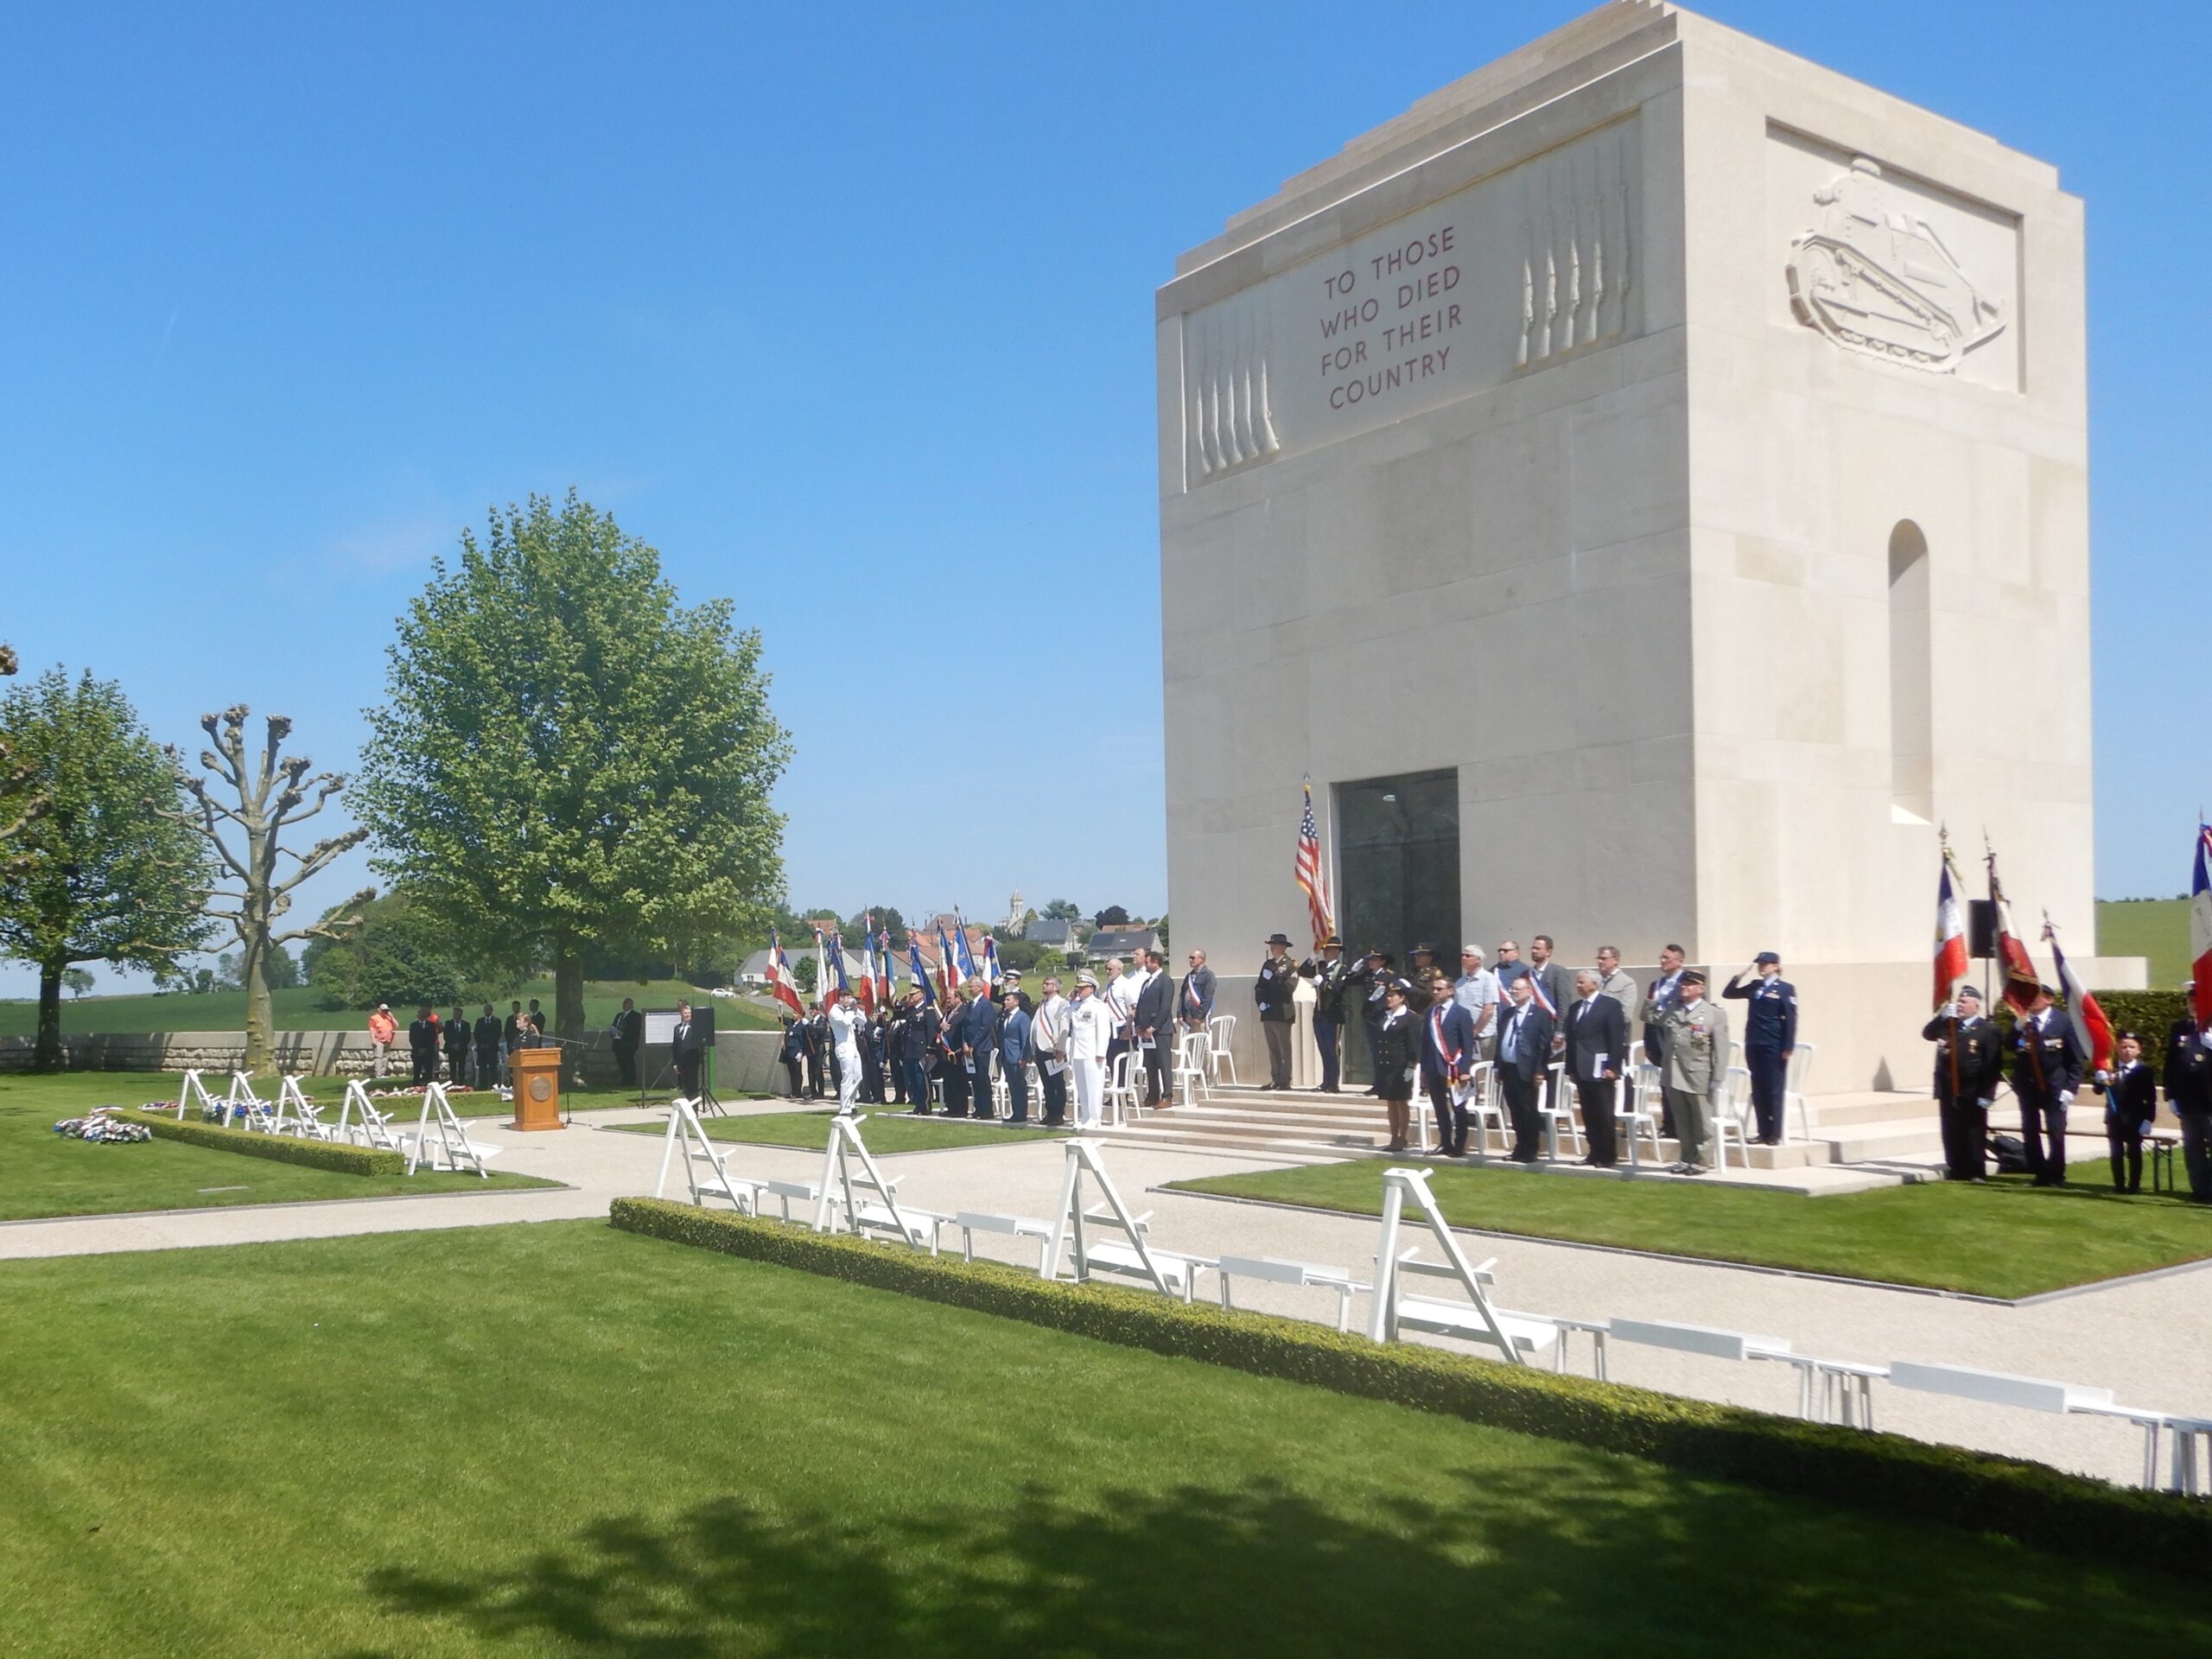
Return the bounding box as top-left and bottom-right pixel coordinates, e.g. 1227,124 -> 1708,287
1402,944 -> 1440,1015
1298,935 -> 1350,1093
2011,984 -> 2085,1185
1658,969 -> 1727,1174
2163,991 -> 2212,1203
1255,932 -> 1299,1090
1923,984 -> 2005,1181
1722,952 -> 1797,1145
1346,948 -> 1401,1096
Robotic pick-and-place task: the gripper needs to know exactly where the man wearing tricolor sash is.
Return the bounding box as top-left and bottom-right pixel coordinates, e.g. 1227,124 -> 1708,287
1420,979 -> 1478,1157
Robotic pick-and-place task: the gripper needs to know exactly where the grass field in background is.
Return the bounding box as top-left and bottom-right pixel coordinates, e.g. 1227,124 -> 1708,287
0,1073 -> 556,1222
0,978 -> 779,1038
1172,1158 -> 2212,1300
2097,898 -> 2192,988
2,1218 -> 2202,1656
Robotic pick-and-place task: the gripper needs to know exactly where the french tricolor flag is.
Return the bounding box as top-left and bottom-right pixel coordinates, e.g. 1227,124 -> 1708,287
2193,825 -> 2212,1031
1934,845 -> 1970,1009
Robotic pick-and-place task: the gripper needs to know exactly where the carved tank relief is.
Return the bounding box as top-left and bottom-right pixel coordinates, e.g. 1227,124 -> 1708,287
1786,157 -> 2005,373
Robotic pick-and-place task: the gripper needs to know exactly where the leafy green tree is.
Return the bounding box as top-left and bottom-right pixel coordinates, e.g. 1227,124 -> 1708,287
356,493 -> 792,1052
302,889 -> 483,1011
165,705 -> 373,1071
844,906 -> 906,948
0,667 -> 213,1067
60,968 -> 93,999
1040,899 -> 1082,923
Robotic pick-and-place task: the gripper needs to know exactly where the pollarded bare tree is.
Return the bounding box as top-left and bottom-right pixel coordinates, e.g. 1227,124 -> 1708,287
163,705 -> 373,1071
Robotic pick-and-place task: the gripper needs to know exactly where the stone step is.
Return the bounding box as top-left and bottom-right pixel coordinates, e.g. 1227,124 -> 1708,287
1802,1092 -> 1936,1128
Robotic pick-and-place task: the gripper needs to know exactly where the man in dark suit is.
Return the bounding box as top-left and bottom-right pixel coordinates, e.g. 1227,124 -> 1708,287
1564,969 -> 1627,1167
408,1005 -> 439,1086
1494,976 -> 1555,1161
2164,994 -> 2212,1203
1255,933 -> 1299,1090
671,1000 -> 706,1099
2011,984 -> 2085,1185
610,996 -> 644,1087
1923,984 -> 2005,1181
955,978 -> 999,1117
473,1004 -> 502,1093
1419,976 -> 1479,1156
1527,936 -> 1573,1040
1297,936 -> 1349,1092
1722,952 -> 1799,1145
526,998 -> 547,1036
803,1003 -> 828,1099
1135,949 -> 1175,1106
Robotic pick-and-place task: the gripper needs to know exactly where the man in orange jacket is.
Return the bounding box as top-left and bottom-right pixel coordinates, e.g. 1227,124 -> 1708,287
367,1003 -> 397,1078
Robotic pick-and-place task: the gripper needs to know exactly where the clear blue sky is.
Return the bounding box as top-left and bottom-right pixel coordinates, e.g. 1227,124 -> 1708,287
2,1 -> 2203,997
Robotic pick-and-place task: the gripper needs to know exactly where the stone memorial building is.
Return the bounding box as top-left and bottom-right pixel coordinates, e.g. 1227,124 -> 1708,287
1157,1 -> 2135,1090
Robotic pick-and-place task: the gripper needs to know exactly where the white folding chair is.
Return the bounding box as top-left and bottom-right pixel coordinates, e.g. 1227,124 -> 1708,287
1783,1042 -> 1816,1144
1206,1014 -> 1240,1086
334,1080 -> 404,1152
1367,1166 -> 1567,1365
1460,1062 -> 1508,1161
1103,1052 -> 1140,1127
1217,1254 -> 1365,1332
1170,1028 -> 1211,1106
957,1210 -> 1056,1272
1713,1065 -> 1755,1170
1044,1139 -> 1212,1301
1540,1065 -> 1582,1161
1617,1063 -> 1665,1168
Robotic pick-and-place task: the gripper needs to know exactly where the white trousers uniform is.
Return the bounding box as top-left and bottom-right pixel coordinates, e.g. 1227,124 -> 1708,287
835,1045 -> 861,1112
1070,1057 -> 1105,1129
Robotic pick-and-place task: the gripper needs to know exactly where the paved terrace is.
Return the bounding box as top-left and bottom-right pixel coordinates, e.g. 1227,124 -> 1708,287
4,1100 -> 2205,1491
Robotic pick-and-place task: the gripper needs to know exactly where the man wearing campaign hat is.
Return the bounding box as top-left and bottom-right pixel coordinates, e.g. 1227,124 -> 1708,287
1298,934 -> 1350,1093
1723,952 -> 1799,1145
1255,932 -> 1299,1090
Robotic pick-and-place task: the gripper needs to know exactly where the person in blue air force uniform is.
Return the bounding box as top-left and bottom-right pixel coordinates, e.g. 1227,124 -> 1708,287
1722,952 -> 1797,1146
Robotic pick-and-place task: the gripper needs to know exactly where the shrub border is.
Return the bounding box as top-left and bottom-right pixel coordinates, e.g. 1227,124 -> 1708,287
115,1109 -> 405,1177
610,1196 -> 2211,1578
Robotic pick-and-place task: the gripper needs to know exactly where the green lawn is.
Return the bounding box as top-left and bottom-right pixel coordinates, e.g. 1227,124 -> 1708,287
2097,897 -> 2192,988
0,1220 -> 2199,1656
0,977 -> 779,1037
1171,1160 -> 2212,1300
0,1073 -> 556,1221
611,1106 -> 1068,1154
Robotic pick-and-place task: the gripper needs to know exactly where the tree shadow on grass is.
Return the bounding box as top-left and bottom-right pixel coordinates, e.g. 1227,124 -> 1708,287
345,1458 -> 2206,1658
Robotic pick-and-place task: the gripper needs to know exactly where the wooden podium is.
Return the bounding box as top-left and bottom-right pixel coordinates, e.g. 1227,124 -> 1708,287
510,1047 -> 565,1131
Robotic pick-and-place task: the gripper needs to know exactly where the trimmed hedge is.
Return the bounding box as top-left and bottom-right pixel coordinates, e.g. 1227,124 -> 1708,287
610,1196 -> 2212,1578
116,1109 -> 405,1177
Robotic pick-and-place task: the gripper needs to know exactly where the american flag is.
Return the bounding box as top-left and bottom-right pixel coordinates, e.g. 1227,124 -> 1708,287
1294,777 -> 1335,950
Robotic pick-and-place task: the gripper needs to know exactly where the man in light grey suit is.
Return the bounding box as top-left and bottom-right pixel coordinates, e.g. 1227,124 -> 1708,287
1657,969 -> 1729,1174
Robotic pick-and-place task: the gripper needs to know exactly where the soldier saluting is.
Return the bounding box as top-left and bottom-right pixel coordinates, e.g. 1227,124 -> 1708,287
1297,934 -> 1350,1094
1923,983 -> 2005,1181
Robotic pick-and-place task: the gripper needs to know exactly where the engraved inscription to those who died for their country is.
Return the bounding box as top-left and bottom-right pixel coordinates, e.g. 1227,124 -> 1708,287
1315,223 -> 1466,414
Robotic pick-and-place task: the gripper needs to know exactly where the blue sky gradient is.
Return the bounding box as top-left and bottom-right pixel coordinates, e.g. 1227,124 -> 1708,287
2,2 -> 2203,995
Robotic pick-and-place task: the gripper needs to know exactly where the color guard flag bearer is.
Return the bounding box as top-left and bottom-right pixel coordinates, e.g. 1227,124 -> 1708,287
1933,834 -> 1972,1009
2044,914 -> 2113,1073
767,931 -> 806,1020
906,936 -> 938,1006
1984,843 -> 2041,1013
1294,776 -> 1336,950
2194,824 -> 2212,1031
